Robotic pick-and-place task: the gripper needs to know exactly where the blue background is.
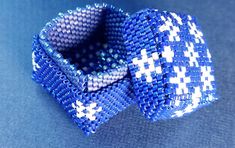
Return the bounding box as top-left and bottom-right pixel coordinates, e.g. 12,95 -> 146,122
0,0 -> 234,147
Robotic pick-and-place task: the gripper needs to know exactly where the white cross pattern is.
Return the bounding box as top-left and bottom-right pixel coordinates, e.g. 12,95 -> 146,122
184,42 -> 199,67
170,12 -> 183,25
187,15 -> 205,44
32,52 -> 40,71
132,49 -> 162,83
170,66 -> 191,95
172,86 -> 201,117
201,66 -> 215,91
159,15 -> 181,42
72,100 -> 102,121
162,46 -> 174,63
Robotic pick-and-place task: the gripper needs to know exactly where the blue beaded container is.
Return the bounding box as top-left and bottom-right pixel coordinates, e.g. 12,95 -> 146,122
123,9 -> 217,121
32,4 -> 134,135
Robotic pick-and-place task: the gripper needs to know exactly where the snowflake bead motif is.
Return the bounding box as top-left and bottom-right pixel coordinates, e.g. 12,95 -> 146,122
123,9 -> 217,120
132,49 -> 162,83
71,101 -> 102,121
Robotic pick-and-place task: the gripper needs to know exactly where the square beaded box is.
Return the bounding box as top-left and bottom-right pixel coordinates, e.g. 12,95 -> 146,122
32,4 -> 134,135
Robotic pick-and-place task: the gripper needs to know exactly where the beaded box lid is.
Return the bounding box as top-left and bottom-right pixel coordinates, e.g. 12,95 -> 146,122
123,9 -> 217,120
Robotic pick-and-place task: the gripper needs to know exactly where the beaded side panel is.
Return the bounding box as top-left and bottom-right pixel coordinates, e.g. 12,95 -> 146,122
124,9 -> 217,120
32,36 -> 134,135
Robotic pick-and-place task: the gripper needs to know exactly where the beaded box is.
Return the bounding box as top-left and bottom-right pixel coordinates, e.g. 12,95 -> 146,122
32,4 -> 134,135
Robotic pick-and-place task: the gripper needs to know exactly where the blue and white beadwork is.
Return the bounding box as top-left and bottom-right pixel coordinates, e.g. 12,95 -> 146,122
32,4 -> 134,135
123,9 -> 217,120
132,49 -> 162,83
71,100 -> 102,121
32,5 -> 218,134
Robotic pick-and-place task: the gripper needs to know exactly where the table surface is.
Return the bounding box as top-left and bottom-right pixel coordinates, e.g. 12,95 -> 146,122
0,0 -> 234,147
